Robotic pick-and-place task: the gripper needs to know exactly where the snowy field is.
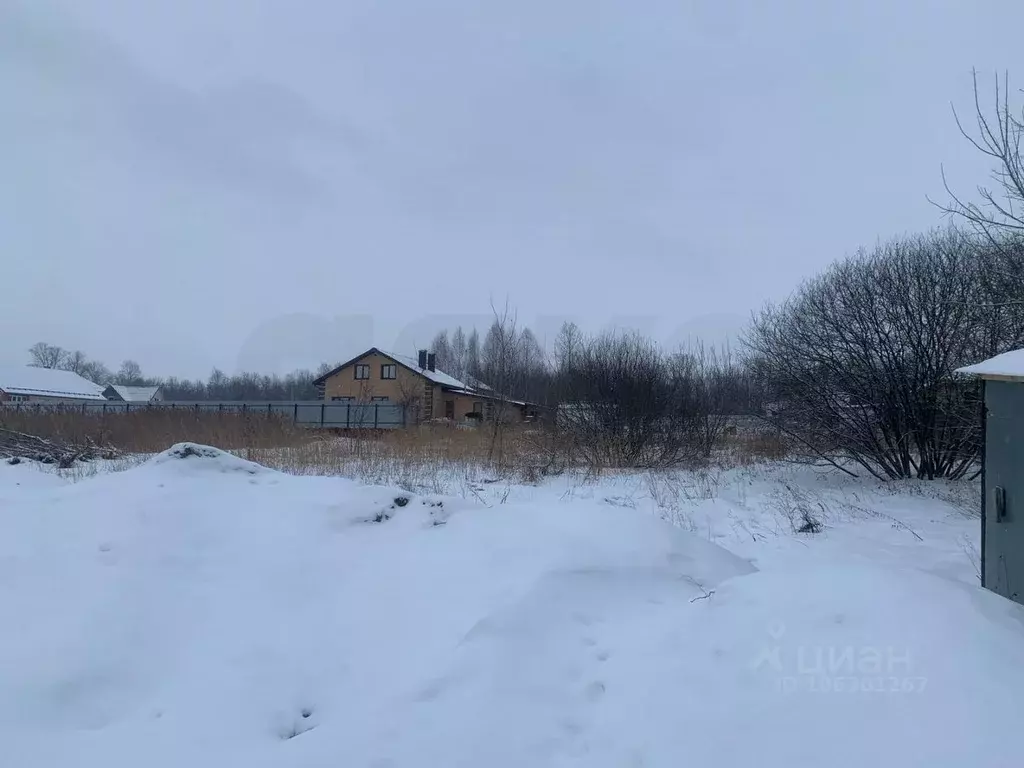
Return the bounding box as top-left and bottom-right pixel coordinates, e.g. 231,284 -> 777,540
2,444 -> 1023,767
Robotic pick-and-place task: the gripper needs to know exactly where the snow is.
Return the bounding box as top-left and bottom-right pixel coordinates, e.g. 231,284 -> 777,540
0,444 -> 1019,767
957,347 -> 1024,378
0,365 -> 107,400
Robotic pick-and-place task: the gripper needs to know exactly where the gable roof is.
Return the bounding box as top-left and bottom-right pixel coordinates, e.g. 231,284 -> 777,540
0,366 -> 107,401
313,347 -> 479,391
105,384 -> 162,402
378,350 -> 473,389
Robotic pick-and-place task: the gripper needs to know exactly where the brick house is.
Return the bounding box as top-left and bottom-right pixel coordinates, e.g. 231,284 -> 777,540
312,348 -> 538,424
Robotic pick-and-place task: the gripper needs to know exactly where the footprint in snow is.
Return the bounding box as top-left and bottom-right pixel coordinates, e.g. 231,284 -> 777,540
559,717 -> 584,736
584,681 -> 606,702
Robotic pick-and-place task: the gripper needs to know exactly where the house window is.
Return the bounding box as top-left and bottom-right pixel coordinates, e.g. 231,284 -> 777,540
8,395 -> 28,402
473,402 -> 483,414
381,364 -> 397,380
371,396 -> 390,402
331,396 -> 355,402
354,364 -> 370,380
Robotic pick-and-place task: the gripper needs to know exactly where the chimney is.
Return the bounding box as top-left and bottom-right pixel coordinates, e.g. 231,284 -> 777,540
427,353 -> 436,372
418,349 -> 428,369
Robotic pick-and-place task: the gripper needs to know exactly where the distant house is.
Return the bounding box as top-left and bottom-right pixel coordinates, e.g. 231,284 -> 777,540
313,348 -> 540,424
0,366 -> 106,404
103,384 -> 164,404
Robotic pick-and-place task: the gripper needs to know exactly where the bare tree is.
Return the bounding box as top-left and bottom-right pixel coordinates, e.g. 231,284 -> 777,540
450,327 -> 468,381
78,360 -> 112,385
206,368 -> 228,398
515,327 -> 551,404
554,322 -> 583,372
941,70 -> 1024,236
116,360 -> 144,385
430,330 -> 452,373
938,70 -> 1024,301
28,342 -> 67,369
481,302 -> 523,461
62,350 -> 89,375
466,329 -> 482,381
427,326 -> 474,382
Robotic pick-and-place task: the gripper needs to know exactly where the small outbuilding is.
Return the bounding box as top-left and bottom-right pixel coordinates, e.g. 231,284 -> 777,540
103,384 -> 164,404
958,349 -> 1024,604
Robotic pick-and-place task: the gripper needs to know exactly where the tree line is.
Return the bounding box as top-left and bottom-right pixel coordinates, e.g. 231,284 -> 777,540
26,342 -> 336,402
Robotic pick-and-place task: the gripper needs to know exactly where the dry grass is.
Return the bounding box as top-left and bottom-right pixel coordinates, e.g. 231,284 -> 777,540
719,427 -> 789,466
244,424 -> 571,492
243,423 -> 792,493
3,408 -> 795,493
0,408 -> 311,453
1,408 -> 573,491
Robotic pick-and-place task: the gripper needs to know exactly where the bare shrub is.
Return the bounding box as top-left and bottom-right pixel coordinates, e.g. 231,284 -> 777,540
555,332 -> 738,469
745,228 -> 1024,480
959,534 -> 982,584
770,483 -> 826,534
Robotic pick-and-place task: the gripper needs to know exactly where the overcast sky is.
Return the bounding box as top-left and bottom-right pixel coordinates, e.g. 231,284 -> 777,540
2,0 -> 1022,378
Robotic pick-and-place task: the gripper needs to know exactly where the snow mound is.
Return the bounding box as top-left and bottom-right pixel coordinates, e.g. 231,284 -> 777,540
146,442 -> 268,475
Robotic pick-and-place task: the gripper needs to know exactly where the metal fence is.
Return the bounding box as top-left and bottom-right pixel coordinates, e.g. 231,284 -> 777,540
0,400 -> 408,429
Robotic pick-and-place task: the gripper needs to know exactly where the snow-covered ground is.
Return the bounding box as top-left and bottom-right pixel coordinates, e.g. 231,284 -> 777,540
1,445 -> 1020,767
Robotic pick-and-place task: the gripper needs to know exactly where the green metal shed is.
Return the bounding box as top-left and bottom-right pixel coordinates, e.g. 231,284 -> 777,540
959,349 -> 1024,605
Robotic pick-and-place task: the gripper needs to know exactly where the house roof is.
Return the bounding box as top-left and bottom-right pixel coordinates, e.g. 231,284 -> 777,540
106,384 -> 162,402
313,347 -> 479,391
957,349 -> 1024,381
443,387 -> 529,406
0,366 -> 107,400
378,350 -> 472,389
